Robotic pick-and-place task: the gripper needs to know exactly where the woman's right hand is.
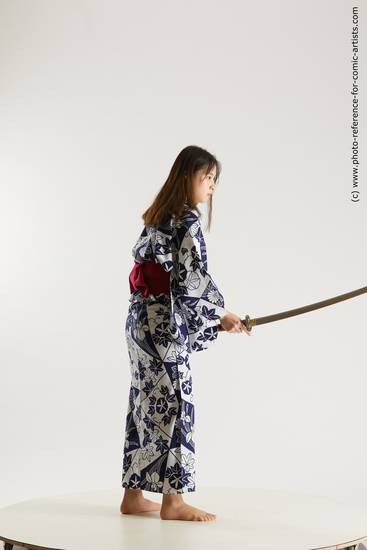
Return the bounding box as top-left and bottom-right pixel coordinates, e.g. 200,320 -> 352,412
219,311 -> 252,336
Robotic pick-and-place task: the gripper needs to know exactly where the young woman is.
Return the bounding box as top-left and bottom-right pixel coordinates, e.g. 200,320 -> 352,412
120,145 -> 251,521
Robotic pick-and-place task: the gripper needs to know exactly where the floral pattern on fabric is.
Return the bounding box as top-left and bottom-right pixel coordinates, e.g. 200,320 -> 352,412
132,210 -> 227,353
122,210 -> 226,494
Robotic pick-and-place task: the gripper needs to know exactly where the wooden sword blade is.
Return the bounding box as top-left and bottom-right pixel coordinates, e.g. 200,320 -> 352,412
217,285 -> 367,332
246,285 -> 367,329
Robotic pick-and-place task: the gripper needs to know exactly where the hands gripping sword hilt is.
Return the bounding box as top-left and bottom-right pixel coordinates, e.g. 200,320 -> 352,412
217,314 -> 252,332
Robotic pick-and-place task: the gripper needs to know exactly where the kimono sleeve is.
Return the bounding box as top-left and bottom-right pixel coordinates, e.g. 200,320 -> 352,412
169,222 -> 227,353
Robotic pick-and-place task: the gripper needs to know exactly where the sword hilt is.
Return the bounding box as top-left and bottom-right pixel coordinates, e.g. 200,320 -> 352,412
218,314 -> 252,332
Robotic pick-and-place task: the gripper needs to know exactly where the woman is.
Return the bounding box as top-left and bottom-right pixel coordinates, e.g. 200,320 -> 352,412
120,145 -> 251,521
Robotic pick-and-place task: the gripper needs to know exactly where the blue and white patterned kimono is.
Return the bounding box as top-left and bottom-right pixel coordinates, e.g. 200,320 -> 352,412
122,209 -> 227,494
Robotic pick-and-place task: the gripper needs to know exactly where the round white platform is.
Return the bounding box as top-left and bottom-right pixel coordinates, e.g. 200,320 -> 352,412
0,487 -> 367,550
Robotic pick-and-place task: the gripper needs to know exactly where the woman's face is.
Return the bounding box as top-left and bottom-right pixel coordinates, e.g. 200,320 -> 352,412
192,166 -> 217,204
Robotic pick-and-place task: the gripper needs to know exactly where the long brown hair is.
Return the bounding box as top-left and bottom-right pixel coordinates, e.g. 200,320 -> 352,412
142,145 -> 221,231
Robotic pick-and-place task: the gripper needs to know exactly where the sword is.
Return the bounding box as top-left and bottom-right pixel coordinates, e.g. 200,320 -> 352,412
217,285 -> 367,332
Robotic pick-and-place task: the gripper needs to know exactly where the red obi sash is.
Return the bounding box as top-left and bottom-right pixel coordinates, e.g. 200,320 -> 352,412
129,261 -> 171,298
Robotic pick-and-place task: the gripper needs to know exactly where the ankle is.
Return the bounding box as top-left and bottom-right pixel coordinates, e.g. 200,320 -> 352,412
124,488 -> 142,500
162,494 -> 184,507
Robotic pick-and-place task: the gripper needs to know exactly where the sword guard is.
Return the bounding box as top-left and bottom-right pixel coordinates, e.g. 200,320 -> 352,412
243,315 -> 252,332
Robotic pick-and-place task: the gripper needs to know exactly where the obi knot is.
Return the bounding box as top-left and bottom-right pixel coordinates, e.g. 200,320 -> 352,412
129,261 -> 171,298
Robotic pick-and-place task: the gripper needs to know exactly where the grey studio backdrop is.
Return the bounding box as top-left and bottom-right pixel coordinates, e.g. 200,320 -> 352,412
0,0 -> 366,511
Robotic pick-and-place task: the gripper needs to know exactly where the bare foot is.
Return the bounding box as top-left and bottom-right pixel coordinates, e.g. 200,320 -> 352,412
160,494 -> 216,521
120,488 -> 161,514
